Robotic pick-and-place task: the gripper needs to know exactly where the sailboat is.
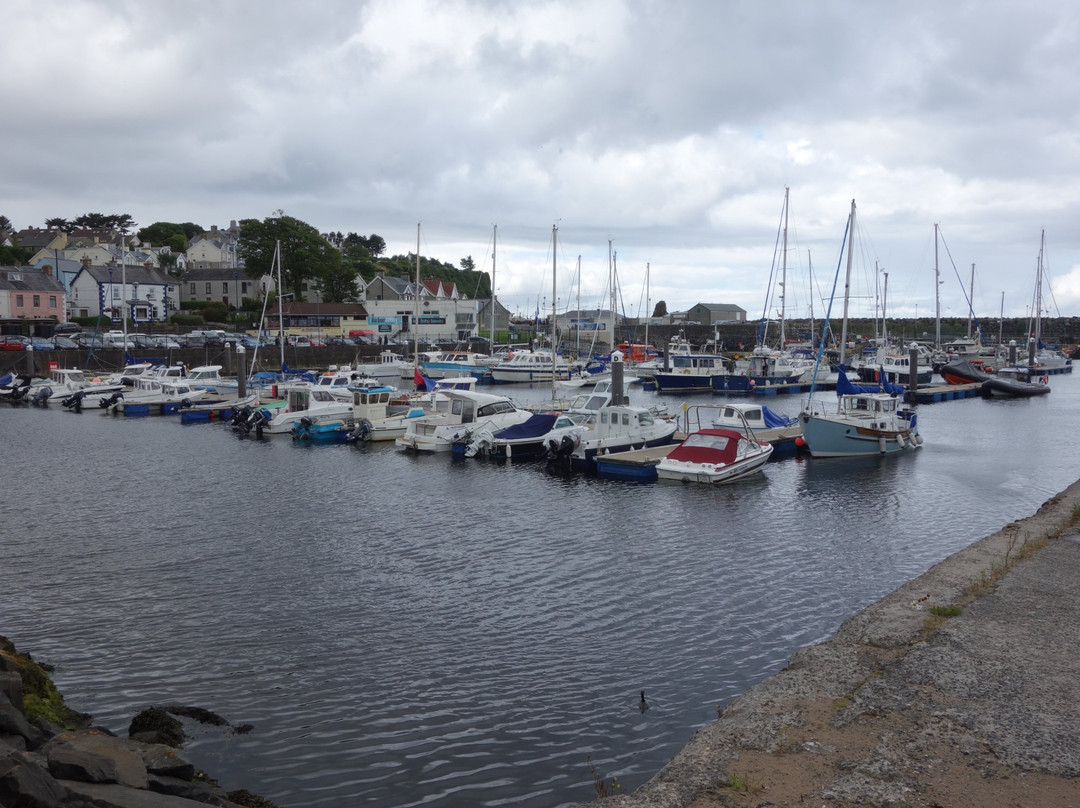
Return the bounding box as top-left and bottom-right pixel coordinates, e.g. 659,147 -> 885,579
799,200 -> 923,457
489,225 -> 579,384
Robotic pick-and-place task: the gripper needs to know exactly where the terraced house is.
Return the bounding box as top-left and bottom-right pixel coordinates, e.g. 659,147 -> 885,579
0,265 -> 67,321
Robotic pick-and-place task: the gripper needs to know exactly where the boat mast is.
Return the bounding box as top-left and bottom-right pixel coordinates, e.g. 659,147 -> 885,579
120,235 -> 128,354
839,199 -> 856,367
934,223 -> 941,349
609,240 -> 617,351
551,223 -> 558,401
491,224 -> 497,352
967,262 -> 975,340
779,186 -> 789,349
644,261 -> 650,353
1034,229 -> 1045,360
575,254 -> 581,358
275,239 -> 285,371
807,249 -> 816,349
413,223 -> 420,373
882,270 -> 888,345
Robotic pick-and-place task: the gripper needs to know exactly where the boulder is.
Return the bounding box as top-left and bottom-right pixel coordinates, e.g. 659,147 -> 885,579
0,745 -> 68,808
44,730 -> 148,789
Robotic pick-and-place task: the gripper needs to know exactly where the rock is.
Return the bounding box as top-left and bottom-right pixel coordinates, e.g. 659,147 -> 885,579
0,745 -> 68,808
0,692 -> 40,746
62,779 -> 234,806
148,773 -> 233,805
0,669 -> 22,706
129,707 -> 185,748
45,731 -> 149,789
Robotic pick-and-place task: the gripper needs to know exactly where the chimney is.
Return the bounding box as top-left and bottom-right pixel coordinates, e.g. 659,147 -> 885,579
42,264 -> 53,278
81,257 -> 92,267
211,225 -> 218,233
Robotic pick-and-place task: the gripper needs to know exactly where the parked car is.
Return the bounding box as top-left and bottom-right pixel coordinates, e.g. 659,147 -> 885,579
53,322 -> 82,336
150,335 -> 181,349
0,335 -> 29,351
286,335 -> 311,347
130,334 -> 156,348
29,338 -> 56,351
54,336 -> 80,349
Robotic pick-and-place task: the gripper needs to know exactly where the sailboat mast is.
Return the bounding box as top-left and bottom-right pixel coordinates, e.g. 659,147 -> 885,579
413,223 -> 420,371
644,262 -> 650,353
576,255 -> 581,358
839,200 -> 856,367
934,223 -> 941,349
807,249 -> 816,349
551,224 -> 558,401
275,240 -> 285,370
608,240 -> 616,351
779,186 -> 789,348
967,262 -> 975,339
491,224 -> 497,350
882,271 -> 888,345
1035,229 -> 1045,351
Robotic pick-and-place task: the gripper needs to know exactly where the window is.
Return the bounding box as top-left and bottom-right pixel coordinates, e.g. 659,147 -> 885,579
32,295 -> 40,306
49,296 -> 57,308
241,281 -> 249,294
112,287 -> 120,299
205,283 -> 212,294
189,283 -> 196,294
222,282 -> 229,294
15,294 -> 23,306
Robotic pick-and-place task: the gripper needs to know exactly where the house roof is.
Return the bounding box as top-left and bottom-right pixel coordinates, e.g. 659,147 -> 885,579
0,266 -> 66,292
13,229 -> 64,249
181,267 -> 252,282
73,264 -> 173,286
691,303 -> 747,314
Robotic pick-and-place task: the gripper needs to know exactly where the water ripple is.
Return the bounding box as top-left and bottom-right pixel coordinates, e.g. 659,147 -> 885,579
2,380 -> 1078,806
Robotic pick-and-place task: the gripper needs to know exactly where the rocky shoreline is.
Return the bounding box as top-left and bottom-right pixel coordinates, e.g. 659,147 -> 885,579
585,480 -> 1080,807
0,638 -> 277,808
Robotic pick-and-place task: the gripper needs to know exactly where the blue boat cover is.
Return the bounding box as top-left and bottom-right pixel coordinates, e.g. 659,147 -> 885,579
836,366 -> 881,395
760,406 -> 797,428
493,412 -> 560,440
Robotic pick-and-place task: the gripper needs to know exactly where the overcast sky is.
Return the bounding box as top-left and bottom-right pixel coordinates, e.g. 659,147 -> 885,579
4,0 -> 1080,323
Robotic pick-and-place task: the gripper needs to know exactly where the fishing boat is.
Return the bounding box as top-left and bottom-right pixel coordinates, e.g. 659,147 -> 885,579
547,404 -> 679,473
800,369 -> 921,457
656,428 -> 773,484
799,200 -> 923,458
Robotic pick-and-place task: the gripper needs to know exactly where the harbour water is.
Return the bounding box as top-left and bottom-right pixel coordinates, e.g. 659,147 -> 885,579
2,376 -> 1078,807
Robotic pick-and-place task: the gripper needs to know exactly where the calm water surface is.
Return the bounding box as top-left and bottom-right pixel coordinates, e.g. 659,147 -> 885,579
3,377 -> 1079,806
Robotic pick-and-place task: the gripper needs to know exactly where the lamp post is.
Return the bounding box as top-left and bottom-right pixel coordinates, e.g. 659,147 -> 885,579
234,270 -> 239,329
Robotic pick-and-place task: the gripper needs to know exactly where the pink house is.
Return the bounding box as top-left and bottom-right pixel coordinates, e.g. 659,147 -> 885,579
0,266 -> 67,321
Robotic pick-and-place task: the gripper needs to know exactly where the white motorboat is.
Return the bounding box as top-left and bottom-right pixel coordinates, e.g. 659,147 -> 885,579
395,389 -> 532,453
656,428 -> 774,484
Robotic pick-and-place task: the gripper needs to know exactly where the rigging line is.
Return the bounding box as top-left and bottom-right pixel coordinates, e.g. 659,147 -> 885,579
937,229 -> 981,337
756,194 -> 788,349
808,214 -> 852,402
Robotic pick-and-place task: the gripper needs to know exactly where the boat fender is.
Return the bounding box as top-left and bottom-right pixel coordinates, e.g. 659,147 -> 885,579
879,435 -> 887,454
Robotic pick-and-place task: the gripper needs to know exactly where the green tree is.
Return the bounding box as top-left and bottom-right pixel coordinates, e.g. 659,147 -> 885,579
236,213 -> 342,301
652,300 -> 668,317
0,215 -> 12,234
44,217 -> 71,231
459,255 -> 476,272
138,221 -> 199,253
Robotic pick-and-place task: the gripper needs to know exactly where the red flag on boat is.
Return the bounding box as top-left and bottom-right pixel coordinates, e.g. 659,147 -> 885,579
414,367 -> 425,390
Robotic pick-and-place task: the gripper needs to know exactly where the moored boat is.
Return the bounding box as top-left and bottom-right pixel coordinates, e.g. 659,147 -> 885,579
656,428 -> 774,484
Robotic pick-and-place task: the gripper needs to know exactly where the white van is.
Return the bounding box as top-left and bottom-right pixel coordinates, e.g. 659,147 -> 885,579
103,330 -> 133,348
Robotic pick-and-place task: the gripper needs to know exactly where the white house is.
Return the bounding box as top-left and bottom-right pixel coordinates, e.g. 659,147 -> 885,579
68,261 -> 177,324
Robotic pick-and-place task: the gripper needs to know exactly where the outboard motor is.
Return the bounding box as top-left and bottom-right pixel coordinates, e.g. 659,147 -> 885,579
61,390 -> 86,412
31,386 -> 53,407
248,408 -> 271,438
99,391 -> 124,409
230,405 -> 254,429
292,416 -> 315,442
346,417 -> 373,443
464,428 -> 494,459
545,433 -> 578,476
